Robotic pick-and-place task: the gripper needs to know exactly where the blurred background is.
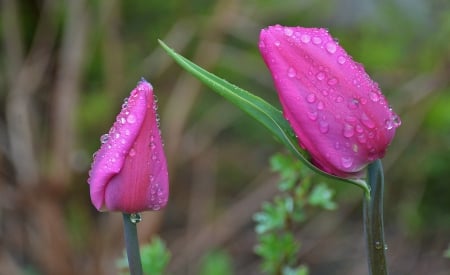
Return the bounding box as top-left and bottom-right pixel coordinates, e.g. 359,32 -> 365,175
1,0 -> 450,274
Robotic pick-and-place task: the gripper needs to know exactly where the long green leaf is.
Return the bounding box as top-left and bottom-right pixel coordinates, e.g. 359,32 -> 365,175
158,40 -> 368,194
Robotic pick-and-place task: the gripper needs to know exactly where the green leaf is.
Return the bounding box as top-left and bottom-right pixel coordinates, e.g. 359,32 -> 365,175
308,183 -> 337,210
158,40 -> 369,195
199,250 -> 234,275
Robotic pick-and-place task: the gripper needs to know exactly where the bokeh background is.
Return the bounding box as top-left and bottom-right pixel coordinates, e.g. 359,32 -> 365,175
1,0 -> 450,274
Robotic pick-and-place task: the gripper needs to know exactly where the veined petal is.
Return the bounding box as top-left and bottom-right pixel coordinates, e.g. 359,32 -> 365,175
259,25 -> 400,178
88,80 -> 169,212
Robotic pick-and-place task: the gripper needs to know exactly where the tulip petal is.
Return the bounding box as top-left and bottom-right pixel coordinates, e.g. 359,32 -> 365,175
259,25 -> 400,178
88,80 -> 168,211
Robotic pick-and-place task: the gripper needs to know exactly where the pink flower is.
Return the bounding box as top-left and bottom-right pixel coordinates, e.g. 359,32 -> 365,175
259,25 -> 401,178
88,79 -> 169,212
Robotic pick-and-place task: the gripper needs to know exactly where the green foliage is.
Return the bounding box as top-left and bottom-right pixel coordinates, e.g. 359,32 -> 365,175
198,250 -> 234,275
254,154 -> 337,274
117,237 -> 171,275
158,40 -> 370,195
444,244 -> 450,259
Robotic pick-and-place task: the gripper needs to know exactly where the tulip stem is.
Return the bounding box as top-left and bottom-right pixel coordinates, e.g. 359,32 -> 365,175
363,160 -> 388,275
122,213 -> 143,275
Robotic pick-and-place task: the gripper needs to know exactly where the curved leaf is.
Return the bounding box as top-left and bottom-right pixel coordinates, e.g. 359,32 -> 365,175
158,40 -> 369,195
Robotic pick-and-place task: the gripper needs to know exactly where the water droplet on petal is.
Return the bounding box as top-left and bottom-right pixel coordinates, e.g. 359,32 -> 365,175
306,93 -> 316,103
337,55 -> 346,65
361,113 -> 375,129
307,111 -> 318,121
317,101 -> 325,110
120,117 -> 126,124
312,36 -> 322,45
284,28 -> 293,36
129,148 -> 136,157
287,67 -> 296,78
355,124 -> 364,133
300,34 -> 311,43
316,72 -> 325,81
369,91 -> 380,102
348,98 -> 359,110
335,96 -> 344,103
319,120 -> 329,134
341,156 -> 353,168
343,123 -> 355,138
127,114 -> 136,124
325,42 -> 337,53
100,134 -> 109,144
387,113 -> 402,129
334,141 -> 341,150
274,41 -> 281,47
327,77 -> 338,86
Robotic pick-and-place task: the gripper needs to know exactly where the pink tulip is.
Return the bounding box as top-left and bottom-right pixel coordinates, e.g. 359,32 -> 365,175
88,79 -> 169,212
259,25 -> 401,178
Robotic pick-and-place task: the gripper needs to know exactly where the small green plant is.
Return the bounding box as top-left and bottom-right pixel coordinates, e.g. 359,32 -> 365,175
254,153 -> 337,274
199,250 -> 234,275
117,236 -> 171,275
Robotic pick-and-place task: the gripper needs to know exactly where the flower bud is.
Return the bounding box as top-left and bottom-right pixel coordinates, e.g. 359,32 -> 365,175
259,25 -> 400,178
88,79 -> 169,212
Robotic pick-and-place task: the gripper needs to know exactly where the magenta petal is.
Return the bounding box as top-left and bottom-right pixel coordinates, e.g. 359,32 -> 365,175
88,80 -> 169,212
259,25 -> 400,178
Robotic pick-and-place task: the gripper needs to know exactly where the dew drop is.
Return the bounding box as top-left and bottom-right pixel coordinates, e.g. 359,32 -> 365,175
129,148 -> 136,157
284,28 -> 293,36
151,154 -> 157,161
312,36 -> 322,45
300,34 -> 311,43
345,115 -> 357,123
352,143 -> 359,153
125,129 -> 130,136
319,120 -> 329,134
122,97 -> 129,109
355,124 -> 364,133
327,77 -> 338,86
114,133 -> 121,139
375,241 -> 383,250
120,117 -> 126,124
335,96 -> 344,103
100,134 -> 109,144
334,141 -> 341,150
341,156 -> 353,168
325,42 -> 337,53
386,113 -> 402,129
306,93 -> 316,103
274,41 -> 281,47
369,91 -> 380,102
321,89 -> 329,96
287,67 -> 296,78
348,98 -> 359,110
361,113 -> 375,129
357,133 -> 367,144
127,114 -> 136,124
337,55 -> 346,65
317,101 -> 325,110
343,124 -> 355,138
129,213 -> 142,223
316,72 -> 325,81
307,111 -> 318,121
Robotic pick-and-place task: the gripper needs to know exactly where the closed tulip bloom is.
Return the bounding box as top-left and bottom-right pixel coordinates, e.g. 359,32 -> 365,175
88,79 -> 169,213
259,25 -> 400,178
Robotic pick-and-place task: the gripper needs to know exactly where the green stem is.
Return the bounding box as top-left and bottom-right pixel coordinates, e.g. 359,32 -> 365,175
122,213 -> 143,275
363,160 -> 388,275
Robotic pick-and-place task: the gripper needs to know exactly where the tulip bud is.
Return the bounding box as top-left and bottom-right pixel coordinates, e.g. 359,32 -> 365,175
88,79 -> 169,212
259,25 -> 400,178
